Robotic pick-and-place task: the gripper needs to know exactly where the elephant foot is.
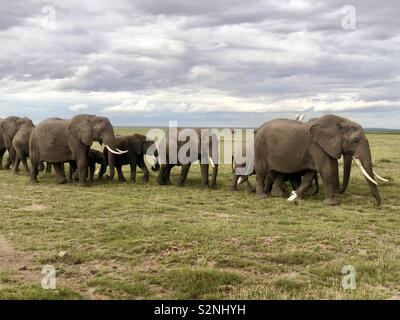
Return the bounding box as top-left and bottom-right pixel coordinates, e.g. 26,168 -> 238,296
56,177 -> 67,184
256,192 -> 267,199
24,171 -> 31,176
210,183 -> 217,190
118,177 -> 127,182
232,186 -> 239,191
130,179 -> 136,184
247,188 -> 256,193
78,181 -> 89,187
324,198 -> 339,206
271,189 -> 287,198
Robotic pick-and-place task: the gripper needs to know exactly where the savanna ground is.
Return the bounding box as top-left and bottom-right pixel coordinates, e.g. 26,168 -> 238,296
0,128 -> 399,300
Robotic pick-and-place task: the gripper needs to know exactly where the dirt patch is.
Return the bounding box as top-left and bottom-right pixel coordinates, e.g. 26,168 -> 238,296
17,204 -> 48,212
0,234 -> 41,286
0,234 -> 98,298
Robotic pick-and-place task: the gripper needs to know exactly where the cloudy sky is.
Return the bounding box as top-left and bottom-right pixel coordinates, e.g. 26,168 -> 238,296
0,0 -> 399,128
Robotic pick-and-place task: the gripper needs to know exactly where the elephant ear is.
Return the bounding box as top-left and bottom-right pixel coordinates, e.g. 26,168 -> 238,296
68,115 -> 94,146
309,116 -> 343,159
2,119 -> 18,138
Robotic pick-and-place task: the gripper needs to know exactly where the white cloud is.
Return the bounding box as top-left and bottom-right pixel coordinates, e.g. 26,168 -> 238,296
0,0 -> 398,127
69,103 -> 88,111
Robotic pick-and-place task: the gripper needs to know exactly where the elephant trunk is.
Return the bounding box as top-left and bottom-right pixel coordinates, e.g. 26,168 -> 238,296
355,140 -> 381,206
340,154 -> 352,194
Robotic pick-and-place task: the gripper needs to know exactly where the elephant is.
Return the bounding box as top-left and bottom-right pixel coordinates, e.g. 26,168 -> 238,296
0,116 -> 29,169
157,128 -> 219,189
0,118 -> 10,170
68,149 -> 107,183
11,117 -> 35,175
232,151 -> 319,197
29,115 -> 126,186
254,114 -> 383,205
102,133 -> 159,183
231,121 -> 319,196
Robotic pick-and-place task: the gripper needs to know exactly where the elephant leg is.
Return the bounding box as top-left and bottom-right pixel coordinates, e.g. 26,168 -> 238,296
89,164 -> 95,182
256,169 -> 267,198
232,174 -> 239,191
292,171 -> 316,199
271,175 -> 287,197
332,159 -> 340,194
38,161 -> 45,172
130,162 -> 137,183
139,164 -> 149,184
210,164 -> 218,189
76,157 -> 88,187
12,156 -> 21,175
0,148 -> 5,170
46,162 -> 52,173
288,174 -> 302,190
54,163 -> 67,184
20,155 -> 30,175
30,159 -> 39,183
319,158 -> 338,206
312,172 -> 319,195
200,163 -> 209,187
245,178 -> 255,193
178,163 -> 191,187
98,162 -> 106,180
117,165 -> 126,182
4,153 -> 12,170
164,165 -> 173,185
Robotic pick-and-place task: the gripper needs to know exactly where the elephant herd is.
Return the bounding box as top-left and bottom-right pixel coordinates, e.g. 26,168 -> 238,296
0,114 -> 387,206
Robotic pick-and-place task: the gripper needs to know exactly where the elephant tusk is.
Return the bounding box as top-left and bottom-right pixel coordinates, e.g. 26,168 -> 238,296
116,148 -> 128,154
209,156 -> 215,168
237,176 -> 243,185
353,157 -> 378,186
373,171 -> 389,182
106,145 -> 122,155
287,191 -> 298,202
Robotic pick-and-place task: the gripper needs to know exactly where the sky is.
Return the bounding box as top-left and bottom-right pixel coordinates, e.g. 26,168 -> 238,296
0,0 -> 399,128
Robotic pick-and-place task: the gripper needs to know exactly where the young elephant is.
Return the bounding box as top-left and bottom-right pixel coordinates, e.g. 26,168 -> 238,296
12,117 -> 35,175
69,149 -> 107,182
102,134 -> 158,183
231,140 -> 318,196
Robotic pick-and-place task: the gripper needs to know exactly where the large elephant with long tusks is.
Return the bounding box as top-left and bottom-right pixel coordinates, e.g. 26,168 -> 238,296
29,115 -> 126,186
254,114 -> 385,206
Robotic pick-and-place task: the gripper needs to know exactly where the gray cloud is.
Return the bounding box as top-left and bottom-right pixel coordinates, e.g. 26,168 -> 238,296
0,0 -> 399,127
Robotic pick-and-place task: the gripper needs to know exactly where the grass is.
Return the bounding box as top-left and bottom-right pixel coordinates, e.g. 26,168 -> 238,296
0,130 -> 399,299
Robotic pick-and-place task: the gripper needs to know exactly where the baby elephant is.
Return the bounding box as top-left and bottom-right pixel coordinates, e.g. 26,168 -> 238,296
69,149 -> 107,183
231,142 -> 318,198
101,134 -> 158,183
